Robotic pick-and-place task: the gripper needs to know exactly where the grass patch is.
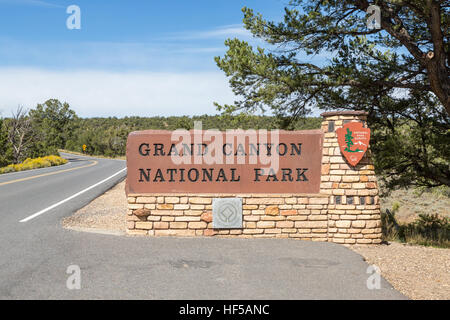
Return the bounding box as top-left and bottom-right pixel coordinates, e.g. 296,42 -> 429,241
0,155 -> 68,174
414,185 -> 450,198
379,184 -> 449,225
382,203 -> 450,248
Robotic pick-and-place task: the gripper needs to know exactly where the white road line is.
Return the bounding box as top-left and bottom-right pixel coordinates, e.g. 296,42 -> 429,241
19,167 -> 127,223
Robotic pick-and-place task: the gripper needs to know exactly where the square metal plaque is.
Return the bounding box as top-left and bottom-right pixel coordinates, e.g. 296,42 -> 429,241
212,198 -> 243,229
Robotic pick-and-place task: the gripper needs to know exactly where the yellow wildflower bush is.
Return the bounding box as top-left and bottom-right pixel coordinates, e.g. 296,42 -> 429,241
0,156 -> 68,174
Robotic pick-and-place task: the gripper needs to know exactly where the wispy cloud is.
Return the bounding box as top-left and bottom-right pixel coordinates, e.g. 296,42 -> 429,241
0,68 -> 236,117
0,38 -> 226,71
164,24 -> 253,41
0,22 -> 263,72
0,0 -> 64,8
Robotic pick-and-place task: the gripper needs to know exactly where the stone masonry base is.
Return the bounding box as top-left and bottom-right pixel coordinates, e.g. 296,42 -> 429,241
126,111 -> 382,245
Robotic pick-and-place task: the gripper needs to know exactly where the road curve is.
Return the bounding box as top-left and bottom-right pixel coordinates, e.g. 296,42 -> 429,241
0,152 -> 126,225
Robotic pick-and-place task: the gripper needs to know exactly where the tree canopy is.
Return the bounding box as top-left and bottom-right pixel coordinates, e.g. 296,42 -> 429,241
215,0 -> 449,190
0,100 -> 321,165
29,99 -> 77,156
0,118 -> 12,167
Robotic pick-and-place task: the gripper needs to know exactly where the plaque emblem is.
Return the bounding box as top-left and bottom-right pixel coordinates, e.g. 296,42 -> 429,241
212,198 -> 242,229
336,122 -> 370,166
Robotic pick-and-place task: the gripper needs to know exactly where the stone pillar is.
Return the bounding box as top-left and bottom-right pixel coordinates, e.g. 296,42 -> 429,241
320,111 -> 382,244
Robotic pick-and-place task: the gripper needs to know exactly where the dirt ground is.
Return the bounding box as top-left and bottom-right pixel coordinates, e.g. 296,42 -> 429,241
351,243 -> 449,300
62,180 -> 449,300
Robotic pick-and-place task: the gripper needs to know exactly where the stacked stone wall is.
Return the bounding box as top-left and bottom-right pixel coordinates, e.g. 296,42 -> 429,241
126,111 -> 381,244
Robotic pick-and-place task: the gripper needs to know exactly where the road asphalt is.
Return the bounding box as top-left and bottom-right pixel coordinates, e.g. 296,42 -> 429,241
0,152 -> 406,299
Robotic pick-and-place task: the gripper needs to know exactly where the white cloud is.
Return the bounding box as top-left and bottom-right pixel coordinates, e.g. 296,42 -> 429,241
0,68 -> 236,118
164,24 -> 253,41
0,38 -> 225,71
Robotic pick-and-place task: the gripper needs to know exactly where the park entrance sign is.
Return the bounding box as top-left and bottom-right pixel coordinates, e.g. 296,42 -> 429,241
125,111 -> 382,245
126,130 -> 322,194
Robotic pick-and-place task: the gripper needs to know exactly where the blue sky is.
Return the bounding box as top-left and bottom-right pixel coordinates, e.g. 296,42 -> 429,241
0,0 -> 321,117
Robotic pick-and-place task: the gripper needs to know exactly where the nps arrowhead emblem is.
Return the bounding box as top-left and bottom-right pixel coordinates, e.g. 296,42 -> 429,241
336,122 -> 370,167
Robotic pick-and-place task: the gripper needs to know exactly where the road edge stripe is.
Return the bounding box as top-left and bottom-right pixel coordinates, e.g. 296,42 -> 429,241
19,167 -> 127,223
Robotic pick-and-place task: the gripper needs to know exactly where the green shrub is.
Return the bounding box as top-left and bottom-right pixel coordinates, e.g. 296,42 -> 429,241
382,204 -> 450,248
400,214 -> 450,247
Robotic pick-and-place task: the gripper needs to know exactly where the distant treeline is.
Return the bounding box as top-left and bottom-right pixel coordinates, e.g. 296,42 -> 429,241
2,99 -> 449,190
66,114 -> 321,157
0,99 -> 321,165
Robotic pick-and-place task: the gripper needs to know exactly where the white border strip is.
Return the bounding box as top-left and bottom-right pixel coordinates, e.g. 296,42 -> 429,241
19,167 -> 127,223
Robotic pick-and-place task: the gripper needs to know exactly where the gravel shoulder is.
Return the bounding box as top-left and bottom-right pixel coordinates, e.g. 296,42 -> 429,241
62,179 -> 449,300
62,180 -> 127,233
351,243 -> 449,300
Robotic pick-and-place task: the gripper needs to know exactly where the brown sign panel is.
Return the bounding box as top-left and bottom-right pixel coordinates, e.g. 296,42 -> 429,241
126,129 -> 323,194
336,122 -> 370,166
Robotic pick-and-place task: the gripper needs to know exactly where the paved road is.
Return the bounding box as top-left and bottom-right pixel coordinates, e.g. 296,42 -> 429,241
0,153 -> 406,299
0,152 -> 126,225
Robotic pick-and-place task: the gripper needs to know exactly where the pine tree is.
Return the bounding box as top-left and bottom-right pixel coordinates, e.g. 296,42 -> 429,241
215,1 -> 450,189
344,128 -> 354,152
